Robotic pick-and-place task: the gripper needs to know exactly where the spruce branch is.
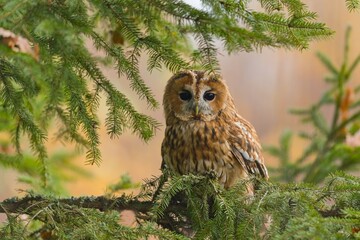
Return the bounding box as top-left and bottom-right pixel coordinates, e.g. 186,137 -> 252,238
0,194 -> 346,220
0,0 -> 340,169
0,58 -> 49,187
1,2 -> 360,238
346,0 -> 360,11
0,172 -> 359,239
303,27 -> 358,182
267,27 -> 360,183
0,195 -> 153,215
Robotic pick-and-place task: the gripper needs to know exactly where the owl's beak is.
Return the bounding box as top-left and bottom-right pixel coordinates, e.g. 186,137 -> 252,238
195,104 -> 199,116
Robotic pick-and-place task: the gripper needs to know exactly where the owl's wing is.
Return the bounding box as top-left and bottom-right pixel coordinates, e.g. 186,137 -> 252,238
230,121 -> 269,179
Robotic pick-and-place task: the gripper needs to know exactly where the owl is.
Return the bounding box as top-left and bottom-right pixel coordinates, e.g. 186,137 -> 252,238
161,70 -> 268,189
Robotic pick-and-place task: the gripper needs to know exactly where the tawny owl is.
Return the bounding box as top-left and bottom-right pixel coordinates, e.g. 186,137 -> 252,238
161,70 -> 268,189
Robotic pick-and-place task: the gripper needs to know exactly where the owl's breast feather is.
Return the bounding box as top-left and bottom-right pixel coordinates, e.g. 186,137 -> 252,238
162,119 -> 246,188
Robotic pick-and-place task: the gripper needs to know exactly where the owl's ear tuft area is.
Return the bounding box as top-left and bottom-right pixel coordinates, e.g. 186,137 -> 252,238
170,71 -> 191,82
207,72 -> 223,82
169,70 -> 224,84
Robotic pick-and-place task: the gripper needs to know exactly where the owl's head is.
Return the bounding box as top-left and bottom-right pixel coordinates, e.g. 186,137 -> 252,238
163,70 -> 232,123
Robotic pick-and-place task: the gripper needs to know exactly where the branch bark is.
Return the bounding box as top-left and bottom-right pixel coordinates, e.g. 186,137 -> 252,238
0,195 -> 153,215
0,195 -> 345,219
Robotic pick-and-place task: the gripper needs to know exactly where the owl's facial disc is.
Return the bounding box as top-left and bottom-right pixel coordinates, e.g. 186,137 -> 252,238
177,85 -> 217,121
164,70 -> 227,123
194,88 -> 217,119
177,87 -> 197,119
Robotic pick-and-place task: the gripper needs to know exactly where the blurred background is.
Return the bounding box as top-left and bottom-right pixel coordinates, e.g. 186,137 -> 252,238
1,1 -> 360,201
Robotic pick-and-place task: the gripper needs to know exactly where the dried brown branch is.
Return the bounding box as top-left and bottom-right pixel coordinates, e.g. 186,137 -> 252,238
0,194 -> 345,219
0,194 -> 191,234
0,195 -> 152,214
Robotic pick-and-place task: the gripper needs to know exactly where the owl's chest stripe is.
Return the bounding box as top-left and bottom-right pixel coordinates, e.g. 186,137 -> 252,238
165,123 -> 233,175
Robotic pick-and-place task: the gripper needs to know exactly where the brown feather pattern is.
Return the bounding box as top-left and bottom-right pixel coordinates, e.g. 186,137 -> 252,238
162,70 -> 268,189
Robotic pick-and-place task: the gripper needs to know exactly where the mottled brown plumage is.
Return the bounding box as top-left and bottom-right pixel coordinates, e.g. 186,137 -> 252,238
161,70 -> 268,189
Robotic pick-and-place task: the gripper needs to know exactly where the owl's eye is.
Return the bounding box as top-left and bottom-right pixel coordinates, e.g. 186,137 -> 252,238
203,91 -> 216,101
179,91 -> 192,101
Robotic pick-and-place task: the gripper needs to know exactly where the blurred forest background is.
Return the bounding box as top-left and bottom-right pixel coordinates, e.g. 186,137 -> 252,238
1,0 -> 360,216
